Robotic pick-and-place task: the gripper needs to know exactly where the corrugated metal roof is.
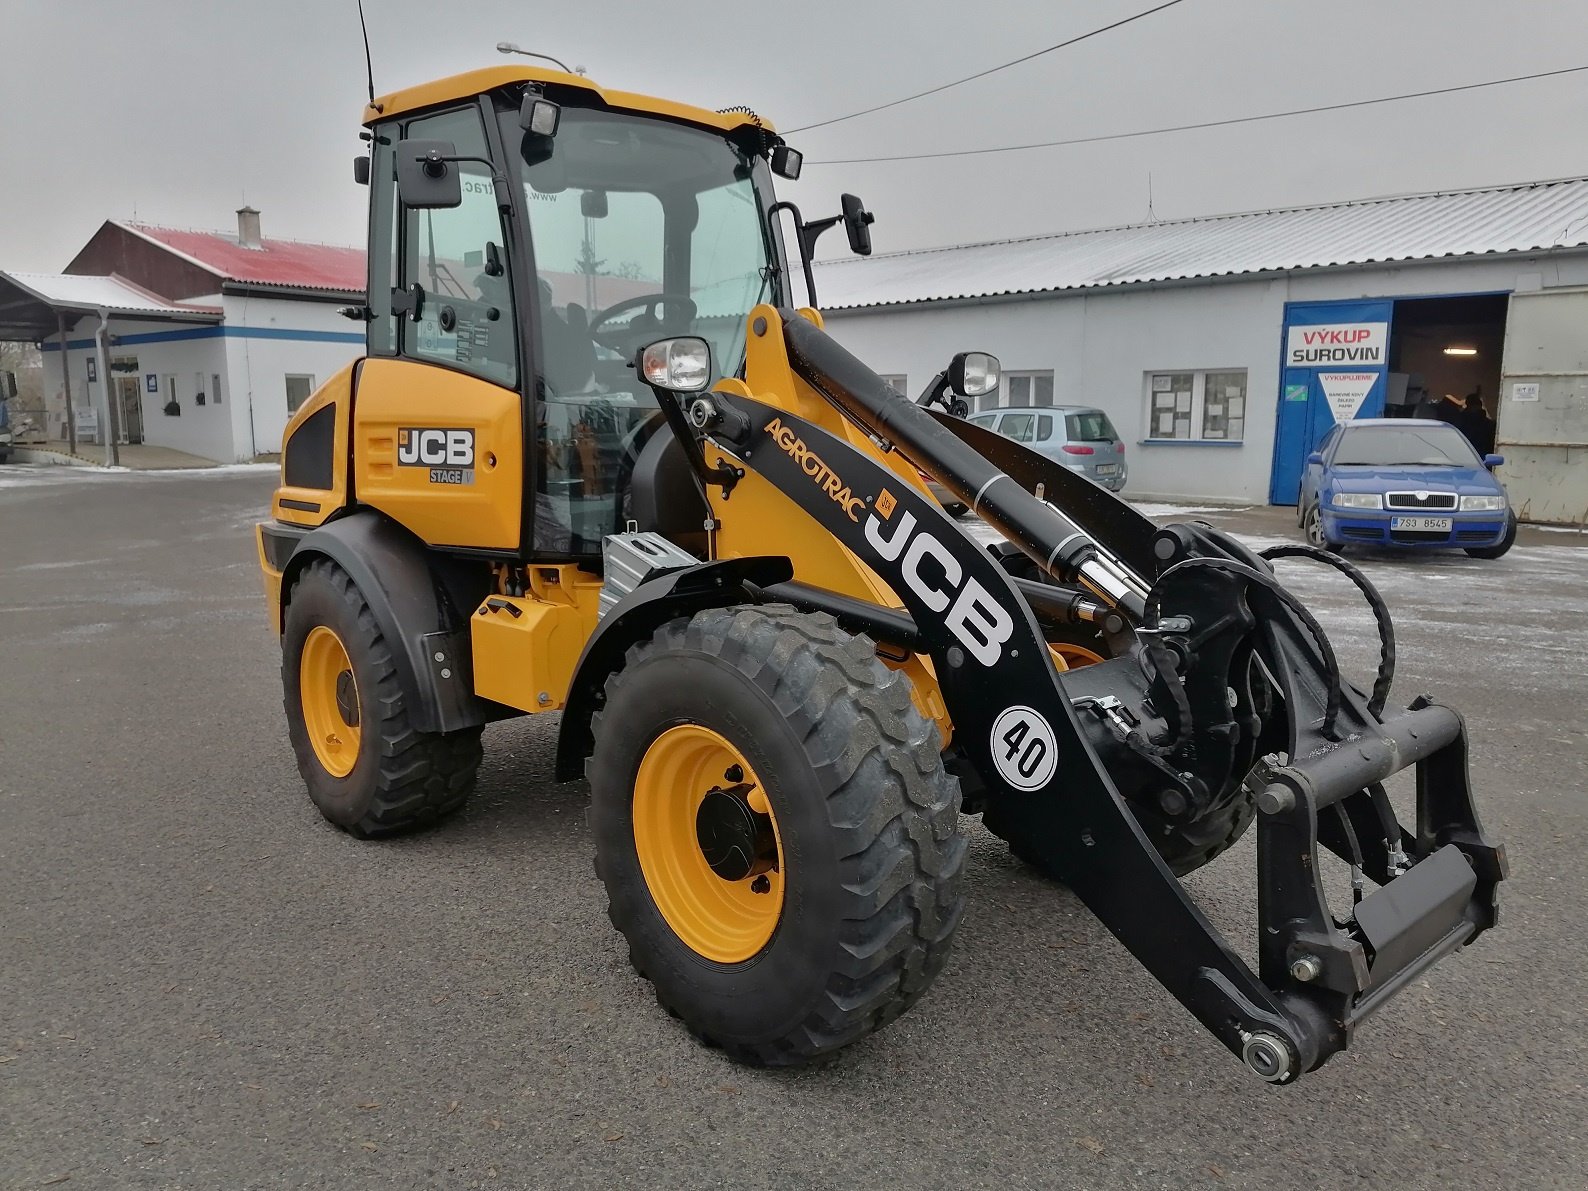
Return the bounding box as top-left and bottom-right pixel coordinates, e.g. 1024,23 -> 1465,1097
122,222 -> 366,293
0,271 -> 222,318
814,177 -> 1588,311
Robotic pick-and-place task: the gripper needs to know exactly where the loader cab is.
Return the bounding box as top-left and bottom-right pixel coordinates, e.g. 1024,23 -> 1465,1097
360,76 -> 790,563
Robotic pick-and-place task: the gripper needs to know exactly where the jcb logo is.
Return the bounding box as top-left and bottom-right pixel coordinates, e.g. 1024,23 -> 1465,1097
398,428 -> 475,467
864,509 -> 1013,668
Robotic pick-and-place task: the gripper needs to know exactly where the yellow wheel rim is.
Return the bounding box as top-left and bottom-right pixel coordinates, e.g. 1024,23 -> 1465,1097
1049,642 -> 1108,672
632,725 -> 785,964
300,625 -> 362,778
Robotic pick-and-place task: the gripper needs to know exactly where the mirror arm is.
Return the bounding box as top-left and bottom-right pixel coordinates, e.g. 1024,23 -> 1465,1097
915,371 -> 951,409
412,150 -> 513,209
767,201 -> 819,308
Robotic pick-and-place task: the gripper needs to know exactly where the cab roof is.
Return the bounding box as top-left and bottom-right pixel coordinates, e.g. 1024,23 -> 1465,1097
364,64 -> 775,136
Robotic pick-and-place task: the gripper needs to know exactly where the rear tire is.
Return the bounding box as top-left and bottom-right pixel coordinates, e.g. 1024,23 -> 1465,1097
283,559 -> 483,837
588,605 -> 966,1065
1465,511 -> 1517,559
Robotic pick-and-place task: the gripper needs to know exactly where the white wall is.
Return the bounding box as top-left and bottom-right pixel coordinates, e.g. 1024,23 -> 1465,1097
223,295 -> 365,457
823,252 -> 1588,503
50,315 -> 233,462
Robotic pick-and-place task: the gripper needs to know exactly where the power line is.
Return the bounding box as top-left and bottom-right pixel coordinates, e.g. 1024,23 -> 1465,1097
805,63 -> 1588,165
785,0 -> 1187,134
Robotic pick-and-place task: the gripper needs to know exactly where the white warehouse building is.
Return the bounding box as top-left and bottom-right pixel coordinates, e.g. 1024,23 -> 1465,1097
0,208 -> 365,463
817,177 -> 1588,524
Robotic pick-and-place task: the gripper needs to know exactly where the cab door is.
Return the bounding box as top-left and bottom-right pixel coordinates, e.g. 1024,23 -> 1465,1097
354,102 -> 524,551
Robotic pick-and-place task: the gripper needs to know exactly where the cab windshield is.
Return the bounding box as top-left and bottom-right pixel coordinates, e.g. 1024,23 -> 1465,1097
506,104 -> 783,555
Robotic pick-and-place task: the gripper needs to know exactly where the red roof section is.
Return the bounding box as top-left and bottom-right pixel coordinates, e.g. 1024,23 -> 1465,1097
124,222 -> 366,293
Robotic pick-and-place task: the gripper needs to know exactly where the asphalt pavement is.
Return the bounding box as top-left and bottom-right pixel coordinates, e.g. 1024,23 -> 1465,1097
2,464 -> 1585,1190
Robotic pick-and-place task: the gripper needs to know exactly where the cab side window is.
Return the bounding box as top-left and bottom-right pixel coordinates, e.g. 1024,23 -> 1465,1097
398,106 -> 517,387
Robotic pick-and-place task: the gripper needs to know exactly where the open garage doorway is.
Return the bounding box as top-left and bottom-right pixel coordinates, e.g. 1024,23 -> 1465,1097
1383,293 -> 1508,442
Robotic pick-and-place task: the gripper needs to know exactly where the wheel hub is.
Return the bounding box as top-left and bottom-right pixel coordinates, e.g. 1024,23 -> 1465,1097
335,669 -> 360,727
695,784 -> 776,881
631,724 -> 786,963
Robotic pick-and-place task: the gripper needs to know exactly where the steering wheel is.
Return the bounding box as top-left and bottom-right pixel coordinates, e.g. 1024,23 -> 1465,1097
588,293 -> 697,354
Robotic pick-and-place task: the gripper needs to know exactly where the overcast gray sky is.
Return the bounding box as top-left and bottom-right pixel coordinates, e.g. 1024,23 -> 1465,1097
3,0 -> 1586,273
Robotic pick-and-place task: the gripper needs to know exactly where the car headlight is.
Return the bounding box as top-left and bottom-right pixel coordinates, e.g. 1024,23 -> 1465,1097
1332,492 -> 1383,510
1460,494 -> 1507,512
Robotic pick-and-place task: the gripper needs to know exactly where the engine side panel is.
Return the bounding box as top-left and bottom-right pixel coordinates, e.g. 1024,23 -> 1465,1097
273,362 -> 357,528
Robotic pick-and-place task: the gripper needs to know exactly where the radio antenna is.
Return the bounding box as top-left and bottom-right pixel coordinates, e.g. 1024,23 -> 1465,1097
357,0 -> 377,108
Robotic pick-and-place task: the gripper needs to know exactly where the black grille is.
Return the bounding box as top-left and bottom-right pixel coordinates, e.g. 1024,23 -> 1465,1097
1342,527 -> 1381,540
1390,529 -> 1453,544
1458,529 -> 1498,542
1386,491 -> 1456,509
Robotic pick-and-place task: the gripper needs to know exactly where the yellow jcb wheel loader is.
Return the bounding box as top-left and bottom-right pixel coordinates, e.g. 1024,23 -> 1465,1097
257,64 -> 1507,1081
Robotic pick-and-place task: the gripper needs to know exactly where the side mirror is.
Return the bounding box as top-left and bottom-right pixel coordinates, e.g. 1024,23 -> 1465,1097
948,352 -> 999,398
1307,451 -> 1324,466
638,337 -> 712,393
353,154 -> 371,186
841,193 -> 874,256
395,139 -> 463,209
1483,453 -> 1505,469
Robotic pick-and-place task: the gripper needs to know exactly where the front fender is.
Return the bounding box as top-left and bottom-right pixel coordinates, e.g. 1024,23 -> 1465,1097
553,555 -> 793,781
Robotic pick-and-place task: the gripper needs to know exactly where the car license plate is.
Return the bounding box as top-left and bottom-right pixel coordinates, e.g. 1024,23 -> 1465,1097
1095,464 -> 1119,476
1390,515 -> 1451,531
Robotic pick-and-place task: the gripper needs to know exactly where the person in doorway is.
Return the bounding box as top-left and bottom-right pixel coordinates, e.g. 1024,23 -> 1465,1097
1457,388 -> 1496,455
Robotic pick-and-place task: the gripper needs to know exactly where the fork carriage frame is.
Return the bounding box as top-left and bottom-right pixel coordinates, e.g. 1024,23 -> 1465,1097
627,310 -> 1508,1083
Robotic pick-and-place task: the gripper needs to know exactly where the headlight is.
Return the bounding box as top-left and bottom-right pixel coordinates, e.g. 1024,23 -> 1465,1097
638,336 -> 712,393
1332,492 -> 1383,510
1460,494 -> 1507,512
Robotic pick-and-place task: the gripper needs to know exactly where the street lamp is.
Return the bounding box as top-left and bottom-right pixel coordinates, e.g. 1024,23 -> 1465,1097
496,43 -> 584,75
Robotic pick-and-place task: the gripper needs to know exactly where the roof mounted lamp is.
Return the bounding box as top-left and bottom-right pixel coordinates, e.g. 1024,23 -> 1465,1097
496,42 -> 584,76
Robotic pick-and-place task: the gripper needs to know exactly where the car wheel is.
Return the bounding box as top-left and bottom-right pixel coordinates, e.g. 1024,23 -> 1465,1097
1465,510 -> 1517,559
1302,503 -> 1327,548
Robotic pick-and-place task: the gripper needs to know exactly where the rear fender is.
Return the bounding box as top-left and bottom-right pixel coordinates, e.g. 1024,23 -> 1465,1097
278,510 -> 490,734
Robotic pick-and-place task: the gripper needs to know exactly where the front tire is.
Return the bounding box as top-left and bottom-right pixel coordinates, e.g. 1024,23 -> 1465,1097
588,605 -> 966,1065
1302,502 -> 1344,553
283,559 -> 482,837
1465,511 -> 1517,559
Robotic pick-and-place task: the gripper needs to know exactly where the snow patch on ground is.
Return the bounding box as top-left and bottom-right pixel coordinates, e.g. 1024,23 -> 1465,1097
0,461 -> 276,489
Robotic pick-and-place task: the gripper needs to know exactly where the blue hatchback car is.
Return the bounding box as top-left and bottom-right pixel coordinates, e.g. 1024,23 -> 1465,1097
1297,419 -> 1515,558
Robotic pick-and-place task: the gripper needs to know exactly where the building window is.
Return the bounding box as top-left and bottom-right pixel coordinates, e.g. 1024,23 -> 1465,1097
285,375 -> 316,413
162,374 -> 180,416
1146,369 -> 1246,441
211,373 -> 223,406
878,374 -> 908,398
1004,370 -> 1054,410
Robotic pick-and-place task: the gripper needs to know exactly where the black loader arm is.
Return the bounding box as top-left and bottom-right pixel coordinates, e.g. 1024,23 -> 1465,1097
691,309 -> 1507,1084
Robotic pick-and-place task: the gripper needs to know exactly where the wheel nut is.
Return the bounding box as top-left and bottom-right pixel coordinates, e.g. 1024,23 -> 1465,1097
1290,954 -> 1322,982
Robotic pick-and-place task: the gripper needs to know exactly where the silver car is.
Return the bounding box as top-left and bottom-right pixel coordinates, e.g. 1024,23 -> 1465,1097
967,405 -> 1127,492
